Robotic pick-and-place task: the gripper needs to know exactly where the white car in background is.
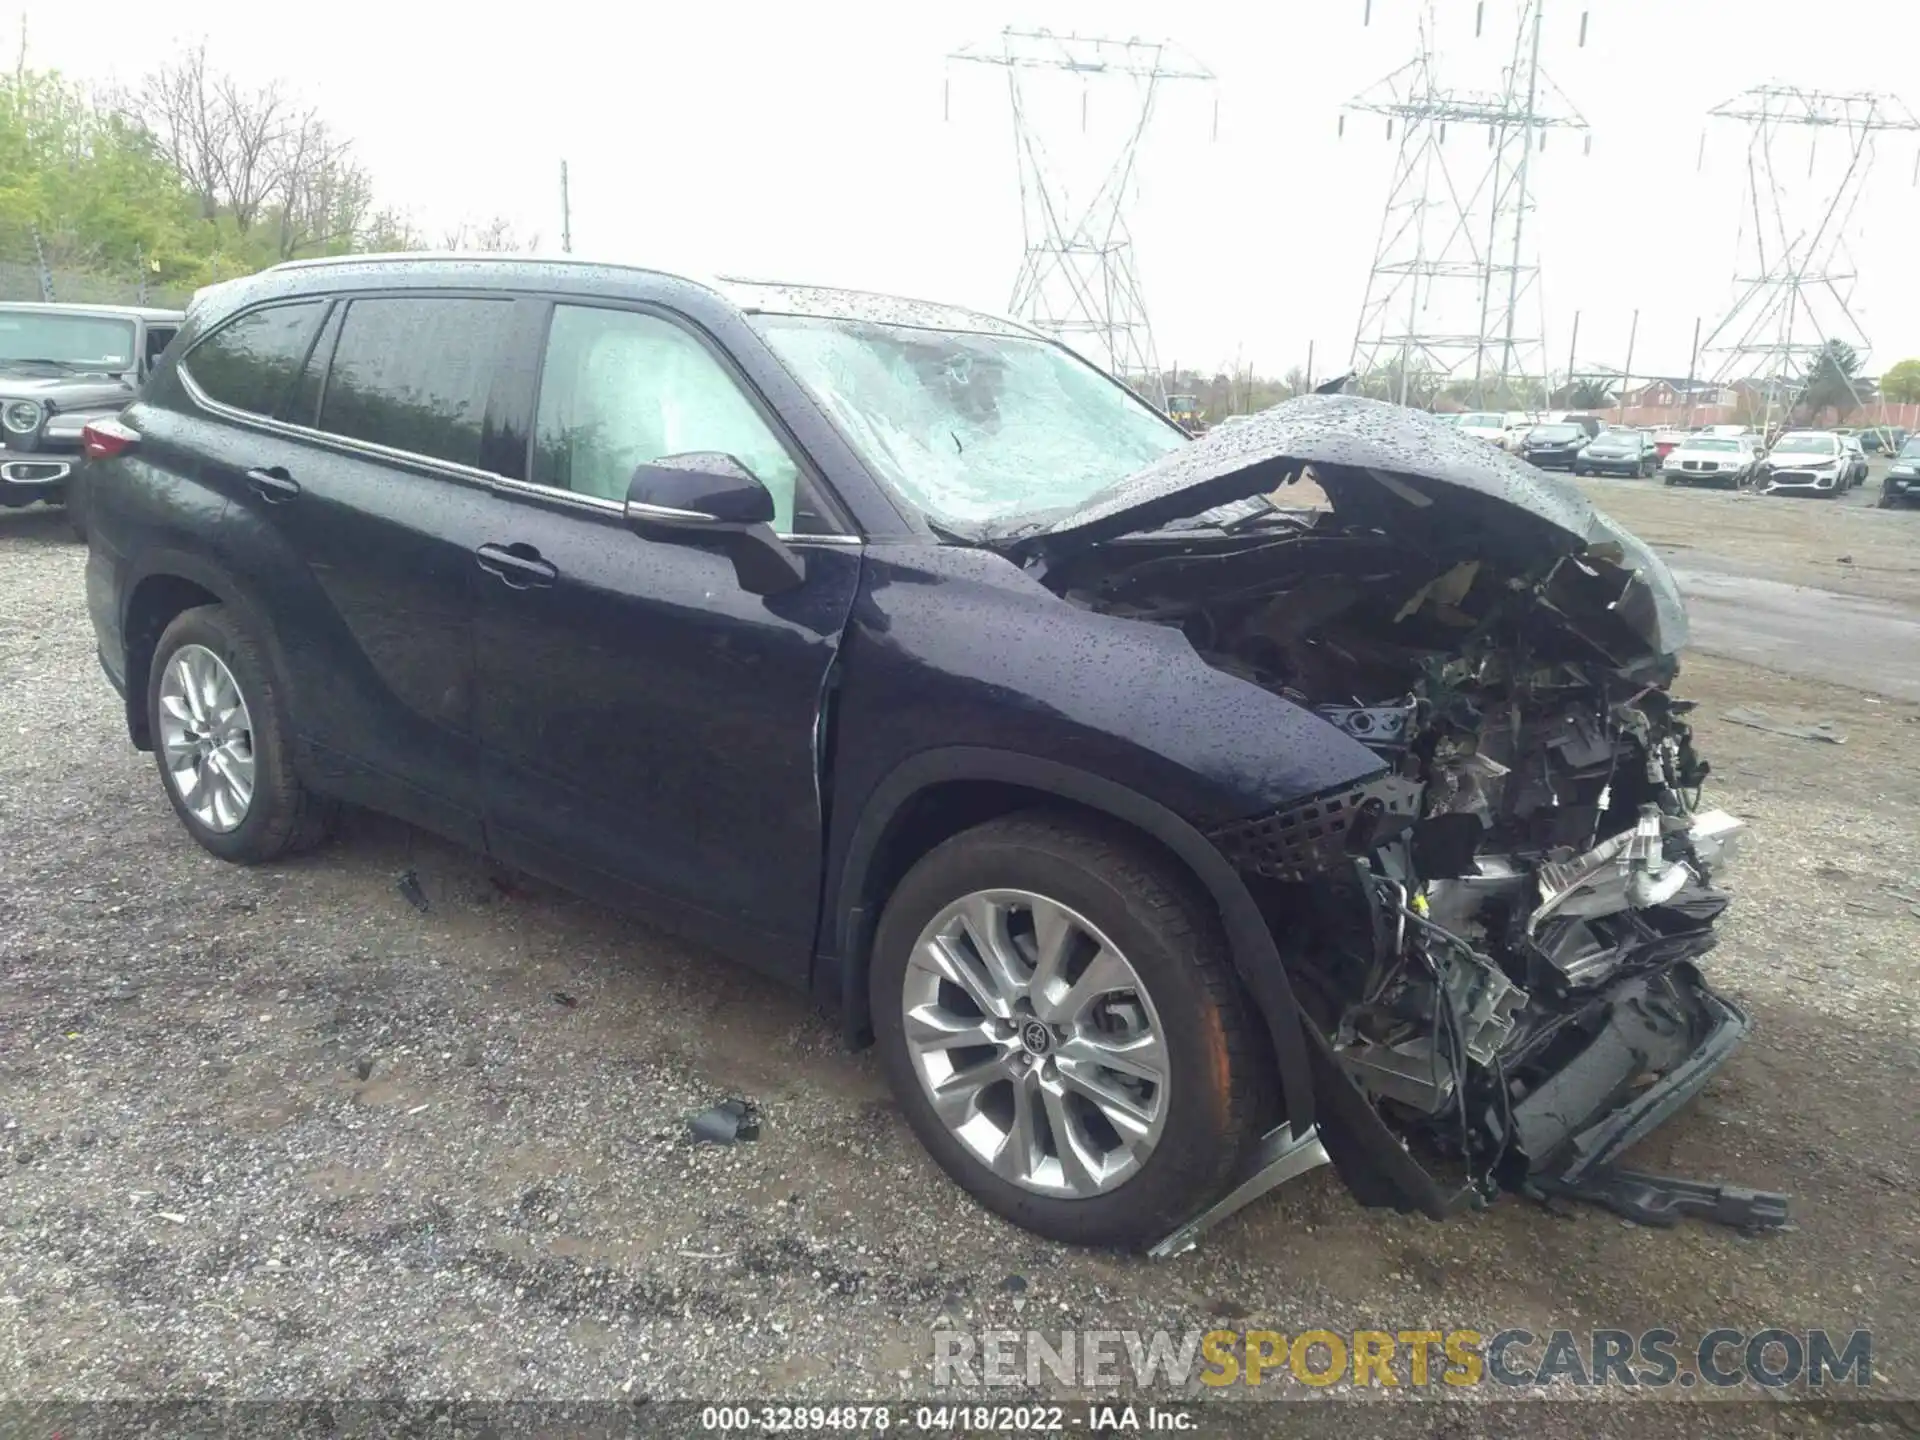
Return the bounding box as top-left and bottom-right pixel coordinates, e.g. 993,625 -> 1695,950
1499,412 -> 1545,451
1662,434 -> 1759,489
1759,431 -> 1856,496
1451,411 -> 1509,447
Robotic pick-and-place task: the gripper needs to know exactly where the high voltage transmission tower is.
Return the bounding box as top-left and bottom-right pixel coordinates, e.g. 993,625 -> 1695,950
1345,0 -> 1589,408
947,28 -> 1215,404
1699,85 -> 1920,426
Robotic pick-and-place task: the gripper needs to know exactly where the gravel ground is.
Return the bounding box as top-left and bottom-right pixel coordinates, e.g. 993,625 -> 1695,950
2,498 -> 1916,1433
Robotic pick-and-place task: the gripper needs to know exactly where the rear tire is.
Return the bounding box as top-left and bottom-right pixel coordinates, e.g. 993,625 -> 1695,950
870,811 -> 1269,1249
147,604 -> 335,864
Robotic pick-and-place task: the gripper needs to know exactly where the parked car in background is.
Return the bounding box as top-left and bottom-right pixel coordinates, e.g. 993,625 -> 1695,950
81,253 -> 1755,1250
1880,436 -> 1920,507
1498,412 -> 1542,452
0,302 -> 183,537
1662,434 -> 1758,488
1574,427 -> 1658,477
1452,411 -> 1508,446
1839,434 -> 1869,488
1520,421 -> 1589,469
1859,426 -> 1908,454
1651,427 -> 1690,460
1760,431 -> 1854,496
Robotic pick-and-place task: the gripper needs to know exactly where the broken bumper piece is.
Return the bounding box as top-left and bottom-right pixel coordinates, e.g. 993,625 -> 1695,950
1152,967 -> 1787,1253
1519,970 -> 1751,1182
1149,1125 -> 1331,1258
1525,976 -> 1789,1228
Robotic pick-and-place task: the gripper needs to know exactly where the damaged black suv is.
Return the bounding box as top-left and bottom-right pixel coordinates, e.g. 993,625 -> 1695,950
86,256 -> 1756,1249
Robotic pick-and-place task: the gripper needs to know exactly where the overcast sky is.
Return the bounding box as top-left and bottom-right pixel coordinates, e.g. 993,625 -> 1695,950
16,0 -> 1920,379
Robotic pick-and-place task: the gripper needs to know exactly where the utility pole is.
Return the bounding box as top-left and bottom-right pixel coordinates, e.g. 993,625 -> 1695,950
1498,0 -> 1547,388
559,161 -> 573,255
1564,309 -> 1580,404
1305,339 -> 1315,393
1617,308 -> 1638,426
1681,315 -> 1702,429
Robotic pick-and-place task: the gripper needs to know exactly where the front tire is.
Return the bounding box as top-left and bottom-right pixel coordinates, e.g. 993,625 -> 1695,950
870,812 -> 1268,1249
147,604 -> 334,864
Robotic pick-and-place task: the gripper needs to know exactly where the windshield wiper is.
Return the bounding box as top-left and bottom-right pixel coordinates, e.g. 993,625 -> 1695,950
0,357 -> 84,371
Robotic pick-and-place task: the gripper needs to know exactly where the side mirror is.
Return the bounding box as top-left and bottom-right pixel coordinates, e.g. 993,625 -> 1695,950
625,453 -> 804,597
626,452 -> 774,528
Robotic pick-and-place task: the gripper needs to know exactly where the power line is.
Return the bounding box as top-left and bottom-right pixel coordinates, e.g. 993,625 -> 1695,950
948,27 -> 1215,405
1344,1 -> 1589,408
1699,85 -> 1919,428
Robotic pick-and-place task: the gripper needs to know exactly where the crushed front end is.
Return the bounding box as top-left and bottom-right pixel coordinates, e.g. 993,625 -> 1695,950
1047,479 -> 1780,1230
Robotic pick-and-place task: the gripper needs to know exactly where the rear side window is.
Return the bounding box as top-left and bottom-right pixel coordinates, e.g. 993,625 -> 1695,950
318,296 -> 512,469
284,304 -> 344,427
183,302 -> 325,417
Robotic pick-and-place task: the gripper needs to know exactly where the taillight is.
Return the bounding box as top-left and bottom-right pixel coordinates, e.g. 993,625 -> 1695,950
81,418 -> 139,461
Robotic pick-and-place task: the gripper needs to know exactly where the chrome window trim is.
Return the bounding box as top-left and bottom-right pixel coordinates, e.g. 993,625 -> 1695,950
179,363 -> 504,491
625,500 -> 719,523
183,365 -> 865,545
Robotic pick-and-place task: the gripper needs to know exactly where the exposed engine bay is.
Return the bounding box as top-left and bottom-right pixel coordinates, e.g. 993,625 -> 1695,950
1041,476 -> 1754,1212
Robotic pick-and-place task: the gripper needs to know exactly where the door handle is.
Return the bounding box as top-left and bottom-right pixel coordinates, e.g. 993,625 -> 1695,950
244,466 -> 301,503
475,542 -> 558,590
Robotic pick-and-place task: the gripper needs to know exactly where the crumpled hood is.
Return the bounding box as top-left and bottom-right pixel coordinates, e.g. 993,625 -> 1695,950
990,392 -> 1689,654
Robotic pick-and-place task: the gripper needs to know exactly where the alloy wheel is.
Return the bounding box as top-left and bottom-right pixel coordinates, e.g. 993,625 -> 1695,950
157,644 -> 256,833
900,889 -> 1169,1198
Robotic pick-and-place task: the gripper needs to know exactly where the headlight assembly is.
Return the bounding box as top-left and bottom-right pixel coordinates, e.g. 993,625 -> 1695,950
2,399 -> 44,435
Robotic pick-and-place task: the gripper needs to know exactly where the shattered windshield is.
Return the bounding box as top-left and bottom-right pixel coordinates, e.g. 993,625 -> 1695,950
0,310 -> 136,371
753,315 -> 1186,526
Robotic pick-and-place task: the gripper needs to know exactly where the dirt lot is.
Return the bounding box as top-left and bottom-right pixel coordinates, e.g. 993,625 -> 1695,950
2,485 -> 1917,1433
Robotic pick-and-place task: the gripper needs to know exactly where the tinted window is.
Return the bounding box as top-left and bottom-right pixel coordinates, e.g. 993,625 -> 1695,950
184,303 -> 324,417
319,297 -> 513,468
285,304 -> 343,427
533,305 -> 807,530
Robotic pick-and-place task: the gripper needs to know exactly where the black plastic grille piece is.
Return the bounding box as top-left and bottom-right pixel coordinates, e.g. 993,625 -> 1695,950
1209,775 -> 1422,880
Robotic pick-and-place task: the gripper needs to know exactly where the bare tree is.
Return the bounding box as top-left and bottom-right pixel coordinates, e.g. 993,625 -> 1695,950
361,207 -> 427,253
442,216 -> 537,253
127,46 -> 293,232
267,113 -> 374,258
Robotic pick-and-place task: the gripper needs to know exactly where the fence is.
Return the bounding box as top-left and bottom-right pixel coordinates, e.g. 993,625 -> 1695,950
0,244 -> 195,310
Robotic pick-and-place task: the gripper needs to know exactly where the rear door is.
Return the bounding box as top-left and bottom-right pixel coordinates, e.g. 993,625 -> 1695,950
203,292 -> 516,845
470,298 -> 862,979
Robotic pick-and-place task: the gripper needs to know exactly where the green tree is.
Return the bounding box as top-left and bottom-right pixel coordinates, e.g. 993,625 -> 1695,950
1800,339 -> 1864,421
1564,380 -> 1613,409
1881,358 -> 1920,405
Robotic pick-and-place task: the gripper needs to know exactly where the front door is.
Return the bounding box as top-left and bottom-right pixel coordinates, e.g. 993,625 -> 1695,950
473,301 -> 861,979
